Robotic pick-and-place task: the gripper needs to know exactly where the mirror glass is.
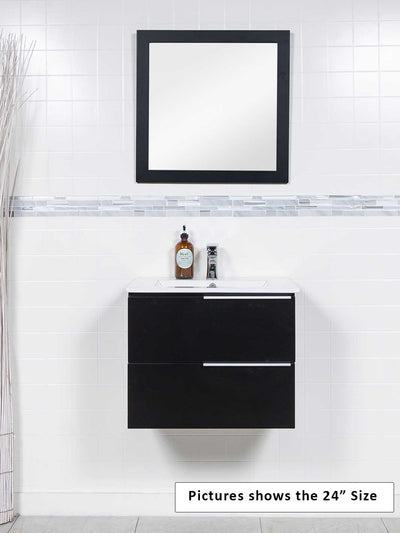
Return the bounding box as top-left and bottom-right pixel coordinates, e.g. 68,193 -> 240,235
148,42 -> 278,171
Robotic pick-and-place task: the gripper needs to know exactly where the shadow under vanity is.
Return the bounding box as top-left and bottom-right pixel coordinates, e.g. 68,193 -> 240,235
127,278 -> 299,429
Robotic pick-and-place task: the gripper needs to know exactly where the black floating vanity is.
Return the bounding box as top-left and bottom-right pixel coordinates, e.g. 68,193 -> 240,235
127,278 -> 299,429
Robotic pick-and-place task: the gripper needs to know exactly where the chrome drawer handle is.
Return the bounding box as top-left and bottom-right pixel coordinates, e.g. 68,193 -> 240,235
203,296 -> 291,300
203,362 -> 292,367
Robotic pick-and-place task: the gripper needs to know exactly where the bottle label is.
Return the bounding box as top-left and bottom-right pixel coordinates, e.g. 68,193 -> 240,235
176,249 -> 193,269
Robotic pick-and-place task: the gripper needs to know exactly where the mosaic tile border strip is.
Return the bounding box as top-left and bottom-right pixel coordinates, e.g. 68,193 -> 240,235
10,195 -> 400,217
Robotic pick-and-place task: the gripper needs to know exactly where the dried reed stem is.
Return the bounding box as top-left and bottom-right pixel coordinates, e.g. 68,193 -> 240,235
0,33 -> 33,525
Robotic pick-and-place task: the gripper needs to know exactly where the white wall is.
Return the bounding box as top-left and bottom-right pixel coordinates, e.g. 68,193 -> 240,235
9,216 -> 400,514
3,0 -> 400,516
3,0 -> 400,196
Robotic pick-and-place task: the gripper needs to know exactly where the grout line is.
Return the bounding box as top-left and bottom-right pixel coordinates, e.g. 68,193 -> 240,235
7,515 -> 20,533
381,517 -> 390,533
133,516 -> 139,533
351,0 -> 356,137
377,0 -> 383,172
259,516 -> 263,533
172,0 -> 176,30
6,19 -> 400,25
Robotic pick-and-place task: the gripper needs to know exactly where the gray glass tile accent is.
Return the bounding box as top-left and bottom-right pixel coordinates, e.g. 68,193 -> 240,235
10,196 -> 400,217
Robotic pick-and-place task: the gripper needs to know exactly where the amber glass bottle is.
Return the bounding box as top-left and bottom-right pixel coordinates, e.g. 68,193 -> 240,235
175,225 -> 194,279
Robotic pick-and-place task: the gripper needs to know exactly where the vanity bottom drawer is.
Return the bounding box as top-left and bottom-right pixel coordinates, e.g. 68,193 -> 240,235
128,363 -> 294,429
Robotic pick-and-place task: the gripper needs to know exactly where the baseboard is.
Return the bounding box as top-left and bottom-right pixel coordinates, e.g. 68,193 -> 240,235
15,492 -> 400,517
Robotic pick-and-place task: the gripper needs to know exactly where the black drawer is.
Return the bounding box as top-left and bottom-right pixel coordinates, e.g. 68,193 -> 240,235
128,362 -> 295,428
128,293 -> 295,363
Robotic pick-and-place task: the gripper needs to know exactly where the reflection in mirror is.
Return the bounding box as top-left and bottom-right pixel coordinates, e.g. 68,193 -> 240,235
148,43 -> 278,171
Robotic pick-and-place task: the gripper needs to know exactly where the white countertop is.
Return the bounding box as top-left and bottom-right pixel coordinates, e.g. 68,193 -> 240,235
126,277 -> 300,294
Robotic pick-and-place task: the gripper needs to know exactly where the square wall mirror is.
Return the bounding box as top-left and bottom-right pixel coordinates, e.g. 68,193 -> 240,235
136,30 -> 290,184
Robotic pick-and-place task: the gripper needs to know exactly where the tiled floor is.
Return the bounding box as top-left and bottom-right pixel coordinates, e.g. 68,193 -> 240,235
0,517 -> 398,533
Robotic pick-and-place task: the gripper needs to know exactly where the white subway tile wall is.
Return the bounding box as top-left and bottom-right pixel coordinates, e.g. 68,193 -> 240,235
0,0 -> 399,195
8,216 -> 400,501
3,0 -> 400,514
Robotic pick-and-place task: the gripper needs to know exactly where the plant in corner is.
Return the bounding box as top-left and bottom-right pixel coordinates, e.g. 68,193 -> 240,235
0,33 -> 33,525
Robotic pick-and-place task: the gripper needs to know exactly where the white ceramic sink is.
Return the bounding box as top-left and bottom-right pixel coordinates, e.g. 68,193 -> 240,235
127,277 -> 300,294
157,279 -> 267,289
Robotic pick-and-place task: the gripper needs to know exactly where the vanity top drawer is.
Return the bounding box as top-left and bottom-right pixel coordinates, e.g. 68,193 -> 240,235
128,293 -> 295,363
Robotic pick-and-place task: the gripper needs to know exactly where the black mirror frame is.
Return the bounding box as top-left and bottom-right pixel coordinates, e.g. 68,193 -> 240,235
136,30 -> 290,184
